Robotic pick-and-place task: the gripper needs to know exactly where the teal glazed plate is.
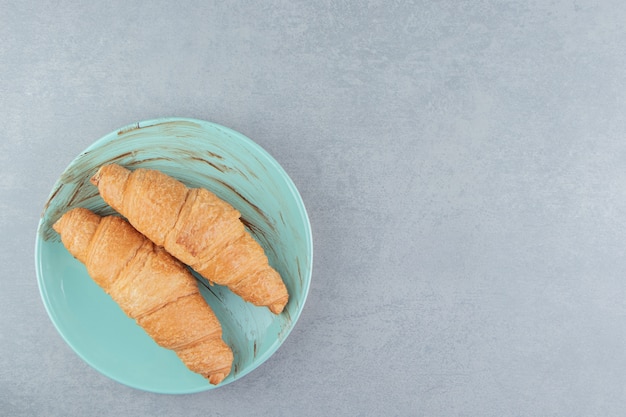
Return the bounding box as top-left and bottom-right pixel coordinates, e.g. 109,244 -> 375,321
35,118 -> 313,394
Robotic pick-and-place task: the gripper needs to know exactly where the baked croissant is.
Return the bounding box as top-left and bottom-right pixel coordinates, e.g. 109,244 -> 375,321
91,164 -> 289,314
53,207 -> 233,385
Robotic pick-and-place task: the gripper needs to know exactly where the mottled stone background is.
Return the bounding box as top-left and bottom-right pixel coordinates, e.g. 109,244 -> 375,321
2,1 -> 626,416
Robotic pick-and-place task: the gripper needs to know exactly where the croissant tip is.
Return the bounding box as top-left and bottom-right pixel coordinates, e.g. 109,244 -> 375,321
90,168 -> 103,186
52,216 -> 63,234
269,303 -> 285,314
52,207 -> 89,233
208,373 -> 227,385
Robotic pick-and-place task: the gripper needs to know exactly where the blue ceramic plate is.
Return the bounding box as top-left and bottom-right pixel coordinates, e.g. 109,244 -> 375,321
35,118 -> 312,394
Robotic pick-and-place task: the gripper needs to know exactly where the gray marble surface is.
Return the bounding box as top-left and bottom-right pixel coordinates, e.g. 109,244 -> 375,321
2,1 -> 626,415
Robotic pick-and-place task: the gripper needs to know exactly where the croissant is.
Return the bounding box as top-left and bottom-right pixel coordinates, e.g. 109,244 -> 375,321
53,207 -> 233,385
91,164 -> 289,314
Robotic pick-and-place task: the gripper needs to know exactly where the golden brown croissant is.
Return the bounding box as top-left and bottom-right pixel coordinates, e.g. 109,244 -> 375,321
91,164 -> 289,314
53,207 -> 233,385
